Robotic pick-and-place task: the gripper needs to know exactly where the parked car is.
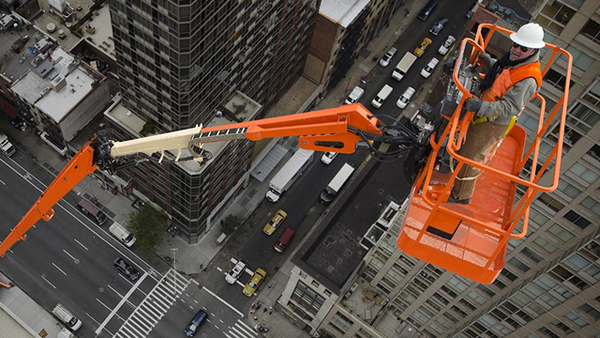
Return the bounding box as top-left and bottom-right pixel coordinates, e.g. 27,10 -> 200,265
396,87 -> 416,109
344,86 -> 365,104
263,209 -> 287,236
321,151 -> 338,165
414,38 -> 432,57
379,47 -> 398,67
438,35 -> 456,55
243,268 -> 267,297
429,18 -> 448,36
421,57 -> 440,78
225,260 -> 247,284
184,310 -> 207,337
113,257 -> 140,281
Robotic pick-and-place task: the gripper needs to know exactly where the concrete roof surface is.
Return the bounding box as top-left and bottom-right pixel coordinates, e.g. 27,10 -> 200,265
319,0 -> 370,28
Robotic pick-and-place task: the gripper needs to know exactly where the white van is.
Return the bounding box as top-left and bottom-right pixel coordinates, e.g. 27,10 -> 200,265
109,222 -> 136,247
371,84 -> 393,109
344,86 -> 365,104
53,304 -> 82,332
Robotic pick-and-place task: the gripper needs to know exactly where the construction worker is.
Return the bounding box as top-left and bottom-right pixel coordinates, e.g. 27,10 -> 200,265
449,23 -> 544,204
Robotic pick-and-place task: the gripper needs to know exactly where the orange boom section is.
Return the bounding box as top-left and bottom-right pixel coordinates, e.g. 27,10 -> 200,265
397,23 -> 572,284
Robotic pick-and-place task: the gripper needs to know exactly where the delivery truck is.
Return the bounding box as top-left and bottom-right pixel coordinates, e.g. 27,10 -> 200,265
391,52 -> 417,81
266,148 -> 314,202
319,163 -> 355,205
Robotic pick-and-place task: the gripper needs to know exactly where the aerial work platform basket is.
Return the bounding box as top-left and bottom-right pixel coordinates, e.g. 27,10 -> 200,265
397,24 -> 573,284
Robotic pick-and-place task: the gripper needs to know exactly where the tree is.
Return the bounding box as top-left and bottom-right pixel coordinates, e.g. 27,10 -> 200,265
220,215 -> 243,235
128,204 -> 168,257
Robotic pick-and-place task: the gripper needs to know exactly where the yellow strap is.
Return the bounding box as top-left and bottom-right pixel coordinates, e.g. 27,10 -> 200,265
503,116 -> 517,137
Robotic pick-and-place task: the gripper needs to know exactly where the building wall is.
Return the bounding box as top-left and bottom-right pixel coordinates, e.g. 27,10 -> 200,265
108,0 -> 320,239
279,265 -> 339,334
60,76 -> 110,142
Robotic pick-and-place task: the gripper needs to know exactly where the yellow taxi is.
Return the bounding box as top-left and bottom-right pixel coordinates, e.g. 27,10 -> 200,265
243,268 -> 267,297
414,37 -> 432,57
263,209 -> 287,236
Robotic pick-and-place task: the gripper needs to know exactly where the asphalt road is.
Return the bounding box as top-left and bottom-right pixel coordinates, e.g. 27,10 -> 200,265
198,0 -> 476,318
0,157 -> 164,337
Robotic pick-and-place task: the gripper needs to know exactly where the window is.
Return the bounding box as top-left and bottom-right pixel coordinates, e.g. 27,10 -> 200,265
508,257 -> 530,273
578,303 -> 600,320
556,180 -> 581,201
566,311 -> 588,327
580,19 -> 600,46
563,210 -> 591,230
567,163 -> 599,184
533,236 -> 558,253
566,102 -> 600,133
543,68 -> 573,90
548,223 -> 574,242
580,197 -> 600,216
521,247 -> 544,263
559,46 -> 594,71
539,326 -> 560,338
582,80 -> 600,109
552,320 -> 574,334
564,253 -> 591,271
537,1 -> 576,34
537,193 -> 564,212
586,144 -> 600,162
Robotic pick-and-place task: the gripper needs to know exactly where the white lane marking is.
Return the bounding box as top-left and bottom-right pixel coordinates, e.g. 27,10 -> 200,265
235,280 -> 245,287
0,179 -> 5,185
219,319 -> 224,324
41,275 -> 56,289
216,267 -> 223,272
73,238 -> 89,251
95,272 -> 148,334
62,249 -> 77,261
202,286 -> 244,318
52,263 -> 67,276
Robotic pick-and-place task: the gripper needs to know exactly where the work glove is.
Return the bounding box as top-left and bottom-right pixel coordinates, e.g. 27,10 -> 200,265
464,97 -> 482,113
478,53 -> 493,68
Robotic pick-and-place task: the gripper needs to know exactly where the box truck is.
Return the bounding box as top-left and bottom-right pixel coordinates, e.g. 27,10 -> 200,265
319,163 -> 355,205
392,52 -> 417,81
266,148 -> 314,202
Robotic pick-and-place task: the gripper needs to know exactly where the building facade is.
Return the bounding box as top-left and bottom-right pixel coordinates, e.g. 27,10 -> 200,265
107,0 -> 321,240
313,0 -> 600,337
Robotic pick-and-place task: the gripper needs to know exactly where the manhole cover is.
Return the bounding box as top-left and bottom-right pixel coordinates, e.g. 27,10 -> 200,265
74,259 -> 80,264
99,287 -> 104,292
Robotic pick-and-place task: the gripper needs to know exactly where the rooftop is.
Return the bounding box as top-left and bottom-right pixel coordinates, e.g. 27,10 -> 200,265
319,0 -> 370,28
293,159 -> 410,294
11,47 -> 100,123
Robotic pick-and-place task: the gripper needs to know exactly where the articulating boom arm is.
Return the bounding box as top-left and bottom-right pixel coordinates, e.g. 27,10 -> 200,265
1,104 -> 416,257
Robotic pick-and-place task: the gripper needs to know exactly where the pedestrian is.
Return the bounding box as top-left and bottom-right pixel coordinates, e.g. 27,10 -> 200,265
254,316 -> 258,321
199,263 -> 203,270
263,307 -> 268,313
449,23 -> 545,205
269,310 -> 273,315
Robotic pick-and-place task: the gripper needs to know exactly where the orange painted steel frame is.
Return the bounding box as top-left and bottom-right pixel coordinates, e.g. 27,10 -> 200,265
397,23 -> 572,284
0,104 -> 381,257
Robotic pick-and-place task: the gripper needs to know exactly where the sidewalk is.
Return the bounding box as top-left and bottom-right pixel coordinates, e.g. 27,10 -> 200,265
0,3 -> 428,337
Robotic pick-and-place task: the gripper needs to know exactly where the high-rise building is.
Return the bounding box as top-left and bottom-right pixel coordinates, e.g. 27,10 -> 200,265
106,0 -> 320,240
281,0 -> 600,337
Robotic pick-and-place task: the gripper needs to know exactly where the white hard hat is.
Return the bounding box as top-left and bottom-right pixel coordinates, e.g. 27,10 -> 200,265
510,23 -> 545,49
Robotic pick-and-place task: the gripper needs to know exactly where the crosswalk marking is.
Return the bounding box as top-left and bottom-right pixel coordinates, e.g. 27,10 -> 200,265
114,269 -> 191,338
226,319 -> 257,338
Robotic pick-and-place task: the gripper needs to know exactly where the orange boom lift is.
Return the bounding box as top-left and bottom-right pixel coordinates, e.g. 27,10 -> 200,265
0,24 -> 571,285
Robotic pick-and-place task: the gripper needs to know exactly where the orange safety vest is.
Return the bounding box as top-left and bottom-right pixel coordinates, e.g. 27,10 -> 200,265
481,61 -> 542,102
